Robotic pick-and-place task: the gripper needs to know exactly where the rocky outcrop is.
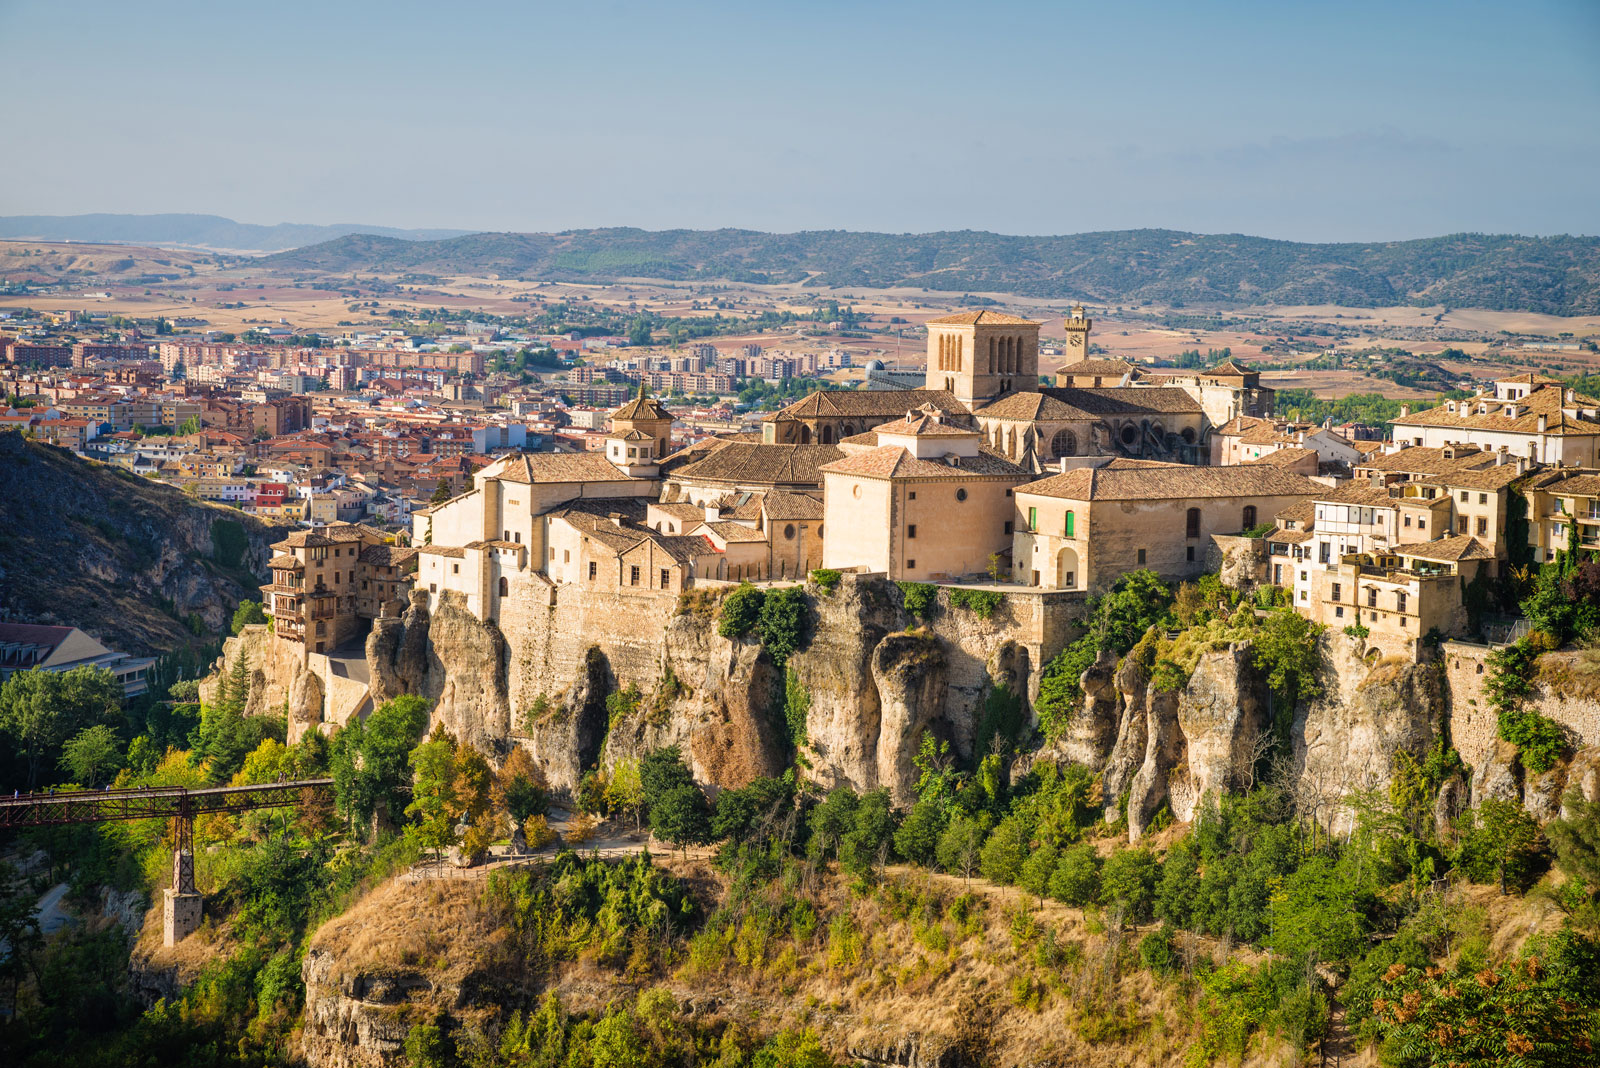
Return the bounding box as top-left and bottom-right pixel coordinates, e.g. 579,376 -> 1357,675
300,947 -> 422,1068
791,578 -> 897,790
1060,649 -> 1120,769
1177,642 -> 1268,814
872,631 -> 949,806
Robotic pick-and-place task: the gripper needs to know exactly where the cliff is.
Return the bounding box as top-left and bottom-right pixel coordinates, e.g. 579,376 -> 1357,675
0,432 -> 287,654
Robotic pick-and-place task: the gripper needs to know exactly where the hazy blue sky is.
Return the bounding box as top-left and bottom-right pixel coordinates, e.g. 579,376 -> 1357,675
2,0 -> 1597,240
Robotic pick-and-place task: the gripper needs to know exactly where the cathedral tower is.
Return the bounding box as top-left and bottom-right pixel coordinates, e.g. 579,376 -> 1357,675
923,310 -> 1042,407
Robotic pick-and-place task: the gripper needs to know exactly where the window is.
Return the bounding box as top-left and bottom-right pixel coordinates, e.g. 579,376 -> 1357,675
906,559 -> 916,569
629,565 -> 641,586
1028,507 -> 1038,532
429,583 -> 437,593
452,564 -> 459,574
1186,508 -> 1201,538
1404,515 -> 1412,527
1064,571 -> 1075,588
1397,592 -> 1408,612
498,577 -> 508,597
588,561 -> 597,580
1005,489 -> 1012,497
550,548 -> 556,561
1332,583 -> 1342,601
1367,587 -> 1378,607
1003,521 -> 1013,535
784,523 -> 796,540
1242,505 -> 1256,529
1479,493 -> 1488,505
908,524 -> 917,538
1458,518 -> 1468,534
956,488 -> 967,502
660,568 -> 670,588
1477,517 -> 1487,535
1186,546 -> 1195,561
1065,510 -> 1075,537
503,530 -> 510,541
563,550 -> 570,563
1460,491 -> 1469,502
1138,549 -> 1147,565
908,491 -> 916,500
1335,606 -> 1344,618
1418,519 -> 1427,531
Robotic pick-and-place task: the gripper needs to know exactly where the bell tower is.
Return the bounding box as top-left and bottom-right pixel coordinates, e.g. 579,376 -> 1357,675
923,310 -> 1042,407
1062,304 -> 1092,360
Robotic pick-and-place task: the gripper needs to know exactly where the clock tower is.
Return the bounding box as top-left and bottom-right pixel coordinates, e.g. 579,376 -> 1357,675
1062,304 -> 1092,358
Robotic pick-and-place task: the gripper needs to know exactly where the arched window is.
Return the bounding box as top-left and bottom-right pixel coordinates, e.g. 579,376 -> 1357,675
498,576 -> 508,597
988,336 -> 996,372
1065,510 -> 1075,537
1186,508 -> 1201,539
1242,505 -> 1257,530
820,425 -> 835,444
1051,429 -> 1077,457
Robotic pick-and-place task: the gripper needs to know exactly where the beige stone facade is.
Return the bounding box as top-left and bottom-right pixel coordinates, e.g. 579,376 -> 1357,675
262,523 -> 416,654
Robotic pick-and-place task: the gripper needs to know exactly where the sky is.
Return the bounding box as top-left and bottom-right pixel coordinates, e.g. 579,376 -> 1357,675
1,0 -> 1597,241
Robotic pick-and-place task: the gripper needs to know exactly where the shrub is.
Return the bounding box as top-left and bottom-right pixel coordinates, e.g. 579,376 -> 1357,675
1138,924 -> 1178,973
756,586 -> 808,666
717,583 -> 764,639
1048,843 -> 1101,907
605,683 -> 642,729
948,588 -> 1003,620
1343,623 -> 1370,639
1498,708 -> 1568,773
1099,847 -> 1159,926
897,581 -> 938,619
783,667 -> 810,752
809,568 -> 842,594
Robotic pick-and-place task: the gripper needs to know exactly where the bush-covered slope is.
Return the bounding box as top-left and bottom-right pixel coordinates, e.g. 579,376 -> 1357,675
0,432 -> 287,653
260,228 -> 1600,314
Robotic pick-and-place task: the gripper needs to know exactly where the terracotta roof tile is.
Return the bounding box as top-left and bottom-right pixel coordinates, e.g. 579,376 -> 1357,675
925,310 -> 1039,326
1018,459 -> 1320,502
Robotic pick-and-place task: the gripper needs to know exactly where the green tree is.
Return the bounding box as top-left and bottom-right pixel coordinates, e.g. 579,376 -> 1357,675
840,788 -> 895,876
1049,842 -> 1102,907
1456,798 -> 1547,894
1267,856 -> 1366,966
58,723 -> 123,786
604,757 -> 644,831
717,582 -> 764,639
1100,847 -> 1159,927
405,732 -> 460,864
651,784 -> 711,856
978,814 -> 1030,885
1548,789 -> 1600,900
231,599 -> 267,634
431,477 -> 453,505
893,796 -> 947,867
807,786 -> 860,862
936,814 -> 988,884
0,666 -> 123,789
1020,841 -> 1060,908
330,694 -> 431,833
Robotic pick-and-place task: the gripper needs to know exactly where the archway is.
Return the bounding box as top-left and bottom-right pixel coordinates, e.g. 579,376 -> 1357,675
1056,546 -> 1079,590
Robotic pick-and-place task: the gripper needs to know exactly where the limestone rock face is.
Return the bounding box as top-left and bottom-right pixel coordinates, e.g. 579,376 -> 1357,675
518,646 -> 611,798
1296,636 -> 1443,831
300,947 -> 422,1068
1062,648 -> 1120,769
1523,762 -> 1569,823
1127,689 -> 1183,841
1476,739 -> 1525,806
1434,771 -> 1469,836
872,632 -> 949,806
790,577 -> 896,791
1100,654 -> 1151,821
1565,746 -> 1600,812
1176,642 -> 1267,820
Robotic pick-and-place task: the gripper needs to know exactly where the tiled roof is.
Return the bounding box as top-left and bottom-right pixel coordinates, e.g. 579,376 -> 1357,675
700,521 -> 768,543
976,386 -> 1201,422
1054,359 -> 1134,377
1265,526 -> 1312,544
1017,458 -> 1320,502
925,310 -> 1039,326
1355,445 -> 1497,476
1414,465 -> 1528,492
1391,385 -> 1600,435
1314,484 -> 1397,507
359,545 -> 418,566
268,554 -> 302,569
1245,446 -> 1318,467
484,451 -> 634,484
872,405 -> 980,438
611,392 -> 673,422
820,444 -> 1028,480
1541,473 -> 1600,498
1396,535 -> 1497,563
761,491 -> 824,520
671,442 -> 844,486
1214,415 -> 1272,436
770,388 -> 968,421
419,545 -> 465,558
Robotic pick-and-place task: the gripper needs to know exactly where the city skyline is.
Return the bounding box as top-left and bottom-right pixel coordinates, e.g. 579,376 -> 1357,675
1,0 -> 1597,243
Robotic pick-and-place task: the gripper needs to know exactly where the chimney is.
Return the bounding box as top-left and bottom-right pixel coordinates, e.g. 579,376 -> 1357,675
704,503 -> 719,522
1567,388 -> 1576,404
609,513 -> 626,528
1538,414 -> 1549,433
1399,405 -> 1410,418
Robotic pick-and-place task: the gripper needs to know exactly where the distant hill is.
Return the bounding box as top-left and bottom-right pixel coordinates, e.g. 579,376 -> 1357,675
260,227 -> 1600,315
0,213 -> 471,252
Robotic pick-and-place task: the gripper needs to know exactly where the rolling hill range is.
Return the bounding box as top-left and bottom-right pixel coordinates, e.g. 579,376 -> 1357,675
0,212 -> 470,252
256,228 -> 1600,315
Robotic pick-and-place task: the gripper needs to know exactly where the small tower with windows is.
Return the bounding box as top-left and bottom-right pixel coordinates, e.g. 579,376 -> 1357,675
606,385 -> 674,476
1061,304 -> 1093,360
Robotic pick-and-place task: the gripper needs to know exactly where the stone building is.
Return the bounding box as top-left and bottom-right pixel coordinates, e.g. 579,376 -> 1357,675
761,389 -> 965,445
819,405 -> 1029,581
974,386 -> 1209,471
1011,459 -> 1322,592
262,523 -> 416,654
923,309 -> 1043,405
1388,379 -> 1600,464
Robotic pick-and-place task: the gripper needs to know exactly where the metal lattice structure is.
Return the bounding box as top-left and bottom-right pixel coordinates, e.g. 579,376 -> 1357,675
0,779 -> 335,830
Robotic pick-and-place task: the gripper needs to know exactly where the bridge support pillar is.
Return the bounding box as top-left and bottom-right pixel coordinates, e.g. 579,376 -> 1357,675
163,813 -> 201,945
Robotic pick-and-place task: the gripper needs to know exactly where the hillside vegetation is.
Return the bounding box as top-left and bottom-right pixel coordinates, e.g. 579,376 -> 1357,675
259,228 -> 1600,314
0,432 -> 286,653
